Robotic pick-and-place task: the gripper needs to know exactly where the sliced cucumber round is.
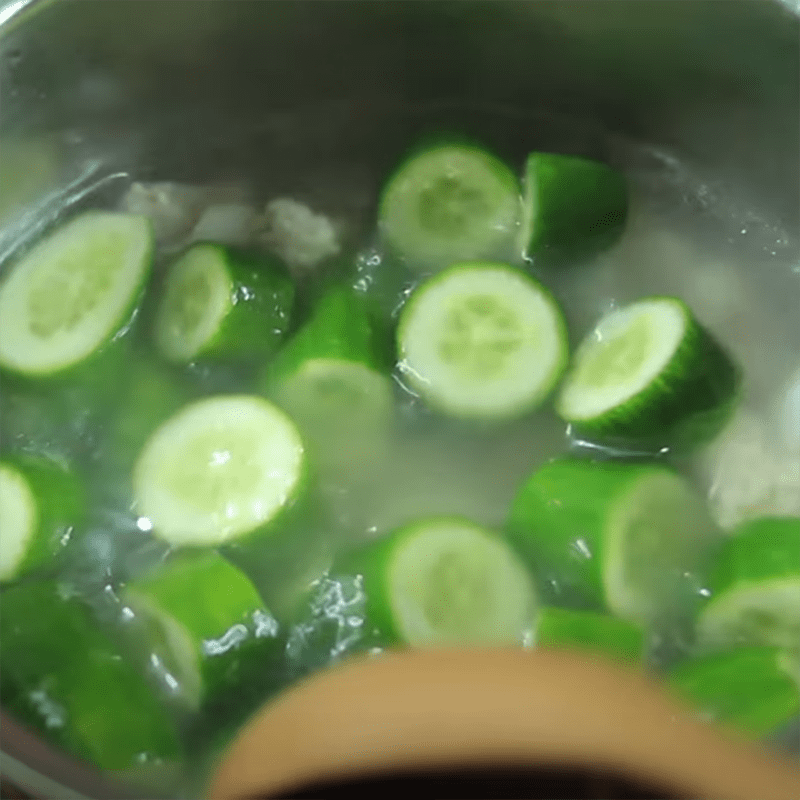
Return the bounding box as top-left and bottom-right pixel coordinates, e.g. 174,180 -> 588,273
697,516 -> 800,651
133,395 -> 306,546
345,516 -> 537,647
0,456 -> 86,583
396,262 -> 568,420
154,243 -> 294,363
123,551 -> 277,710
668,646 -> 800,739
265,286 -> 394,476
532,606 -> 645,664
1,581 -> 181,770
519,152 -> 628,262
556,296 -> 740,449
0,212 -> 153,376
507,459 -> 719,623
379,143 -> 519,271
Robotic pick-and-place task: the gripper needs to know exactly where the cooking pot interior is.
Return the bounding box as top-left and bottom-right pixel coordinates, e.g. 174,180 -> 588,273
0,1 -> 798,798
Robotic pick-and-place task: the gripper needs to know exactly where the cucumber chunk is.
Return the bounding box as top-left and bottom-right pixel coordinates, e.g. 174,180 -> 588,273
532,606 -> 645,663
103,357 -> 192,468
1,581 -> 181,770
0,212 -> 153,376
379,143 -> 519,271
154,243 -> 294,363
265,286 -> 394,476
133,395 -> 306,546
697,516 -> 800,651
396,262 -> 568,420
123,551 -> 279,710
507,459 -> 719,623
345,516 -> 536,646
519,152 -> 628,261
668,646 -> 800,738
0,456 -> 86,582
556,296 -> 740,449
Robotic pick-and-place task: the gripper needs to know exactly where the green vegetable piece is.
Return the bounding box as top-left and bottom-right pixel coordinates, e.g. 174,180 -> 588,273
396,262 -> 568,420
697,516 -> 800,651
0,455 -> 86,582
533,606 -> 645,663
342,516 -> 537,647
519,152 -> 628,262
507,459 -> 719,623
556,296 -> 740,450
379,143 -> 519,272
668,646 -> 800,738
123,551 -> 280,710
0,212 -> 153,377
133,395 -> 307,547
264,286 -> 394,477
154,243 -> 294,363
0,581 -> 181,770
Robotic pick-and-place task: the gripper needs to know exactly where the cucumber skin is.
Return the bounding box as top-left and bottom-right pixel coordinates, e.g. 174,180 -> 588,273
668,646 -> 800,738
159,244 -> 295,363
534,606 -> 645,664
0,212 -> 154,380
0,582 -> 181,770
508,458 -> 718,623
126,551 -> 282,710
0,455 -> 87,581
507,459 -> 632,608
264,285 -> 386,388
98,355 -> 193,476
522,153 -> 628,262
560,300 -> 741,451
335,529 -> 407,645
708,517 -> 800,591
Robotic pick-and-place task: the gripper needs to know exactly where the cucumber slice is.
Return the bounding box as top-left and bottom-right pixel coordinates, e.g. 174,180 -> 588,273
1,581 -> 181,770
396,262 -> 568,420
519,152 -> 628,261
668,646 -> 800,738
123,551 -> 278,710
532,606 -> 645,663
379,143 -> 519,271
344,516 -> 537,647
697,516 -> 800,651
0,456 -> 86,582
507,459 -> 719,623
556,296 -> 740,449
265,286 -> 394,476
154,243 -> 294,363
0,212 -> 153,376
133,395 -> 306,546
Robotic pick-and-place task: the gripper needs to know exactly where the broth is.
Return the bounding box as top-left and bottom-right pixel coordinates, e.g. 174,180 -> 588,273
0,106 -> 798,796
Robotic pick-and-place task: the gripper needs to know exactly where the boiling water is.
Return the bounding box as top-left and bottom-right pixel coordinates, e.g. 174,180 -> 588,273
1,105 -> 798,794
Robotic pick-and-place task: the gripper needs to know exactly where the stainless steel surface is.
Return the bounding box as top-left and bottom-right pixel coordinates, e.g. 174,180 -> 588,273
1,1 -> 798,797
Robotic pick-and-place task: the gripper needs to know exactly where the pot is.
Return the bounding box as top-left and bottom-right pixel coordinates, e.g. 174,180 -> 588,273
0,1 -> 798,798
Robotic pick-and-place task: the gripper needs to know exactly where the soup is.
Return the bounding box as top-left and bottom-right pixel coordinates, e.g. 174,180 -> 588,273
0,107 -> 798,797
